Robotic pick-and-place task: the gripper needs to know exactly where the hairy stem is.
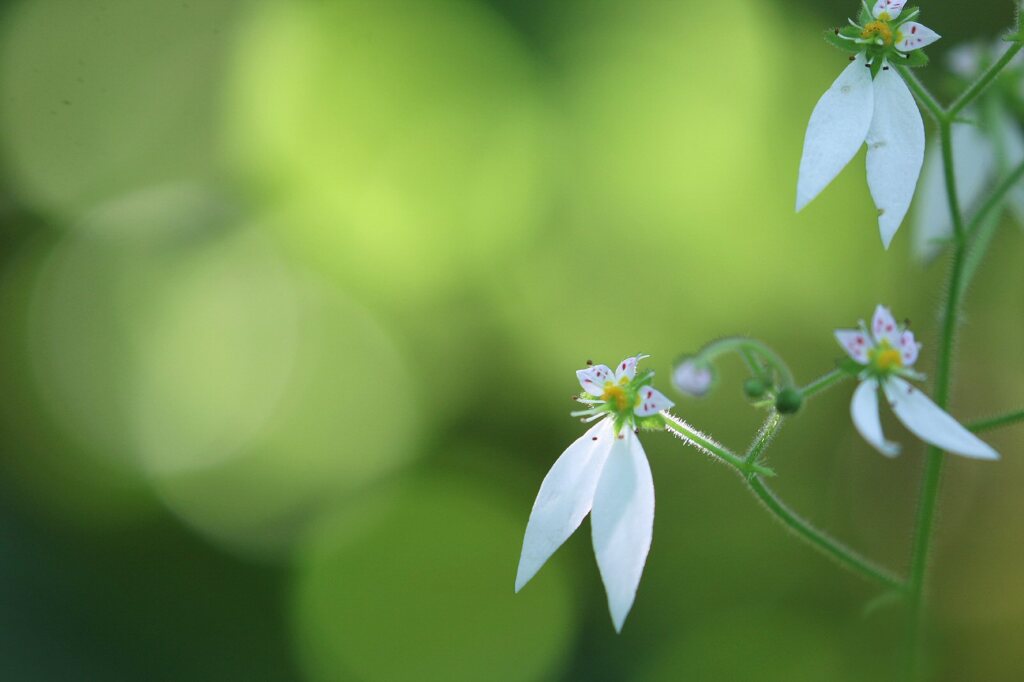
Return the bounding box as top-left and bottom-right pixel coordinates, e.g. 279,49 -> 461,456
895,66 -> 945,123
662,412 -> 775,477
800,368 -> 851,400
969,409 -> 1024,433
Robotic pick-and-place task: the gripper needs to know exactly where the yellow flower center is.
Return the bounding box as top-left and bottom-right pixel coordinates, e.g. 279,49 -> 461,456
861,20 -> 894,46
869,342 -> 903,373
600,383 -> 630,412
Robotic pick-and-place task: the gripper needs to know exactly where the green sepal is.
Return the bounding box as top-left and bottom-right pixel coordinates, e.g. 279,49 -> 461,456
824,29 -> 863,54
857,1 -> 873,25
891,6 -> 921,28
900,49 -> 929,68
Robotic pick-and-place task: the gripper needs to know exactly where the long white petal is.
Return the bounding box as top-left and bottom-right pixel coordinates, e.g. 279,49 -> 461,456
912,125 -> 995,261
851,379 -> 901,457
866,67 -> 925,248
796,54 -> 874,212
591,430 -> 654,632
515,418 -> 615,592
883,377 -> 999,460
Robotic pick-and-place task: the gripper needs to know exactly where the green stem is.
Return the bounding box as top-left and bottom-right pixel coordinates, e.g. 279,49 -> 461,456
662,412 -> 775,477
965,156 -> 1024,235
745,411 -> 782,464
949,43 -> 1024,119
747,475 -> 905,592
895,66 -> 945,123
799,368 -> 851,400
968,409 -> 1024,433
939,120 -> 967,241
685,337 -> 796,388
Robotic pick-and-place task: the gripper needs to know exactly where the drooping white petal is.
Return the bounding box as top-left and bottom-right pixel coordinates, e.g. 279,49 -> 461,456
912,125 -> 996,261
591,430 -> 654,632
577,364 -> 614,396
515,418 -> 615,592
898,329 -> 920,366
634,386 -> 674,417
895,22 -> 940,52
796,54 -> 874,212
672,360 -> 713,397
851,379 -> 901,457
835,329 -> 873,364
873,0 -> 906,18
995,107 -> 1024,227
883,377 -> 999,460
871,305 -> 901,346
866,66 -> 925,248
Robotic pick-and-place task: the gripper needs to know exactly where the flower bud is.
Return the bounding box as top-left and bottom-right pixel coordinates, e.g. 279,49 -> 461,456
775,387 -> 803,414
743,378 -> 769,399
672,359 -> 713,397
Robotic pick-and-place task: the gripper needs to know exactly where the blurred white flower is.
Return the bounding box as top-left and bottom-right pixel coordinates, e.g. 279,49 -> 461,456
835,305 -> 998,459
672,358 -> 713,397
515,355 -> 673,631
913,43 -> 1024,261
797,1 -> 940,248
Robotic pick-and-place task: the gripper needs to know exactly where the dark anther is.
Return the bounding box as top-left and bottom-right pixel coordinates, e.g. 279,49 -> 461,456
586,359 -> 593,366
834,27 -> 840,35
592,436 -> 598,441
883,65 -> 890,70
849,55 -> 856,61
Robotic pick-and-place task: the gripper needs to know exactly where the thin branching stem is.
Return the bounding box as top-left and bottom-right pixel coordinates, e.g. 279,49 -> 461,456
969,409 -> 1024,433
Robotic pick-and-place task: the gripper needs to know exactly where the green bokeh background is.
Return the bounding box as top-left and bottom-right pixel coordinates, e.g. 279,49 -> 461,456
0,0 -> 1022,680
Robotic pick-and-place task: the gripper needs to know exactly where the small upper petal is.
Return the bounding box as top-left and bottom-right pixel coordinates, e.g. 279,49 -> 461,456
796,54 -> 874,212
835,328 -> 873,364
851,379 -> 902,457
871,305 -> 901,346
515,418 -> 616,592
883,377 -> 999,460
866,66 -> 925,249
614,355 -> 645,383
577,364 -> 614,395
591,430 -> 654,632
898,329 -> 920,367
634,386 -> 674,417
895,22 -> 940,52
873,0 -> 906,18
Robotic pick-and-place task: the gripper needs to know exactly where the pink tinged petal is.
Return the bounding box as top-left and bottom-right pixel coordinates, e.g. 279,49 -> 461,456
895,23 -> 940,52
515,418 -> 616,592
866,67 -> 925,249
614,356 -> 639,382
577,364 -> 614,395
871,305 -> 901,346
796,54 -> 874,212
851,379 -> 902,457
873,0 -> 906,18
835,329 -> 873,364
634,387 -> 674,417
898,330 -> 920,366
883,377 -> 1000,460
591,430 -> 654,632
912,125 -> 995,261
672,361 -> 713,397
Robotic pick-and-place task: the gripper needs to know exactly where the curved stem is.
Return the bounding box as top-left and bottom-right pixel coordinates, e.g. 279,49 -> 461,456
969,409 -> 1024,433
747,475 -> 905,592
949,43 -> 1024,119
685,337 -> 796,388
895,65 -> 945,123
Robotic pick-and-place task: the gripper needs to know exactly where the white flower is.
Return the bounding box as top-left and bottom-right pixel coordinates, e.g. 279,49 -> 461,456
797,1 -> 940,248
913,44 -> 1024,261
835,305 -> 998,460
672,358 -> 713,397
515,355 -> 674,631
